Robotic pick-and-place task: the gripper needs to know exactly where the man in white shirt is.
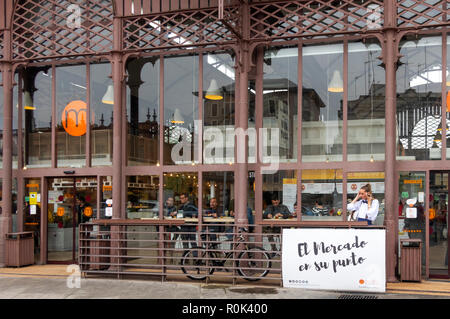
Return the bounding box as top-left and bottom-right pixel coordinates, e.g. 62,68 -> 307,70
347,185 -> 379,225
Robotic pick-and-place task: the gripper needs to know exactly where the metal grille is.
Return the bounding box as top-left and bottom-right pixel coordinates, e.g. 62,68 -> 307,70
397,0 -> 448,28
122,6 -> 239,51
12,0 -> 113,60
249,0 -> 385,40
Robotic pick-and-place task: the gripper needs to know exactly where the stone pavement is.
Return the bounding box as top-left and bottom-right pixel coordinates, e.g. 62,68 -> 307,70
0,265 -> 448,299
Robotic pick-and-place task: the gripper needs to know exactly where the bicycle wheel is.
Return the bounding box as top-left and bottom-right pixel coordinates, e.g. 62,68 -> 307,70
237,247 -> 271,281
181,246 -> 211,280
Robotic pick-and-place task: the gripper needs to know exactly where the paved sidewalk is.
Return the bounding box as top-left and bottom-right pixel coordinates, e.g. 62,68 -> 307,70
0,265 -> 448,299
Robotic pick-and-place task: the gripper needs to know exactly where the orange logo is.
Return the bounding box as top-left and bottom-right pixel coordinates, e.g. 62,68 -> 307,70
57,207 -> 65,217
83,206 -> 93,217
359,279 -> 365,285
351,184 -> 357,191
62,100 -> 87,137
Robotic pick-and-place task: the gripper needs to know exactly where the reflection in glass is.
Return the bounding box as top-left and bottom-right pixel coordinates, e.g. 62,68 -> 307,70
91,63 -> 113,166
302,43 -> 343,162
164,55 -> 198,165
126,57 -> 160,166
56,65 -> 87,167
346,172 -> 385,225
202,171 -> 234,215
126,175 -> 159,219
163,173 -> 198,211
23,68 -> 52,168
23,179 -> 40,263
348,41 -> 385,162
203,53 -> 235,164
263,47 -> 298,163
301,169 -> 343,221
397,36 -> 442,161
399,171 -> 426,270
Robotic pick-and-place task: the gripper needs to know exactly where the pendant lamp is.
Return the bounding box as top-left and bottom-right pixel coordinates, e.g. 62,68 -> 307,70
171,108 -> 184,124
205,79 -> 223,100
102,85 -> 114,105
24,91 -> 35,110
328,70 -> 344,93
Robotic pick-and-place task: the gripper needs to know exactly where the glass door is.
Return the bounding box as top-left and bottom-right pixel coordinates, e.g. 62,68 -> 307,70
47,177 -> 97,263
429,171 -> 449,277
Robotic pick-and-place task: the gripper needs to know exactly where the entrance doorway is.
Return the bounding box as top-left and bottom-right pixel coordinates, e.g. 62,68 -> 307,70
429,171 -> 449,278
47,177 -> 97,264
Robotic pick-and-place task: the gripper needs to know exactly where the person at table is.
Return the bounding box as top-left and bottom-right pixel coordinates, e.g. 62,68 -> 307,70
347,184 -> 379,225
203,197 -> 224,243
263,193 -> 291,255
178,193 -> 198,248
263,194 -> 291,219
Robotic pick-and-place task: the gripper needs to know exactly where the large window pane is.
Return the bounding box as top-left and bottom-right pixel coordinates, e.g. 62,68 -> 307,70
164,55 -> 199,165
203,53 -> 235,164
126,175 -> 159,219
446,35 -> 450,159
302,43 -> 343,162
91,63 -> 113,166
0,72 -> 2,167
56,65 -> 87,167
127,57 -> 160,166
24,69 -> 52,168
301,169 -> 343,221
262,170 -> 297,219
348,41 -> 385,162
398,171 -> 426,271
397,36 -> 442,161
263,47 -> 298,163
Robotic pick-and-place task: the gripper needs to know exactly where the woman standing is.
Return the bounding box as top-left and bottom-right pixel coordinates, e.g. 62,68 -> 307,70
347,184 -> 379,225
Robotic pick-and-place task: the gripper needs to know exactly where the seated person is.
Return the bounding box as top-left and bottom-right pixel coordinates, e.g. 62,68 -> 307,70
178,193 -> 198,248
311,200 -> 328,216
263,194 -> 291,219
203,197 -> 224,243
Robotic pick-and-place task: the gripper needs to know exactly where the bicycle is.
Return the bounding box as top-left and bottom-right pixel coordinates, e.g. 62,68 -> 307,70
180,227 -> 272,281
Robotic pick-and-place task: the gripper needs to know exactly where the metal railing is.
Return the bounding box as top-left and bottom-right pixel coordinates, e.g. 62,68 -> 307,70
79,219 -> 376,285
79,219 -> 283,285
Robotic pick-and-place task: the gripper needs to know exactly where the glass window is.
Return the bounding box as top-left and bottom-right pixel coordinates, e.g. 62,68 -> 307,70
56,65 -> 87,167
262,170 -> 297,220
126,175 -> 160,219
91,63 -> 113,166
100,176 -> 112,219
397,36 -> 442,161
263,47 -> 298,163
23,179 -> 41,262
202,171 -> 234,215
13,74 -> 18,169
203,53 -> 235,164
164,55 -> 199,165
126,57 -> 160,166
398,171 -> 426,270
163,172 -> 198,215
348,40 -> 385,162
24,68 -> 52,168
301,169 -> 343,221
302,43 -> 343,162
346,172 -> 385,225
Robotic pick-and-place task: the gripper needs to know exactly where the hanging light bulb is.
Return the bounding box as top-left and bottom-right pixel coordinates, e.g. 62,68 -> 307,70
328,70 -> 344,93
102,85 -> 114,105
205,79 -> 223,100
24,91 -> 35,110
446,72 -> 450,86
171,108 -> 184,124
370,155 -> 374,163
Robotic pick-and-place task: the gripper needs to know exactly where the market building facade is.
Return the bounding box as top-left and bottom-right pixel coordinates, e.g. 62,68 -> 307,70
0,0 -> 448,282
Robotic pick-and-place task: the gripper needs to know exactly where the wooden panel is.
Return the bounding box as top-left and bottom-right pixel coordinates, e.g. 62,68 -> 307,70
134,0 -> 142,14
162,0 -> 170,11
143,0 -> 151,13
180,0 -> 190,10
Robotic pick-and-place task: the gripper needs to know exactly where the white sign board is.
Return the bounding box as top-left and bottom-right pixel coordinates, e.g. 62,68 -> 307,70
282,228 -> 386,293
